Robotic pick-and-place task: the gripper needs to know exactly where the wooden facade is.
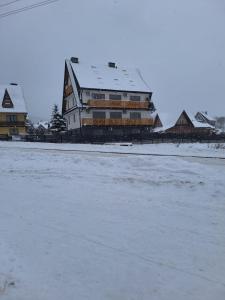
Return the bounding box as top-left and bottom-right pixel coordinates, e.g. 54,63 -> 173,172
82,118 -> 154,126
0,113 -> 27,136
0,86 -> 27,136
64,85 -> 73,98
87,99 -> 149,110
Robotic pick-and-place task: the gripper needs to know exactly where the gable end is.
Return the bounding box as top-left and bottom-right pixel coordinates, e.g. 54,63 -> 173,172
175,111 -> 194,127
2,89 -> 14,108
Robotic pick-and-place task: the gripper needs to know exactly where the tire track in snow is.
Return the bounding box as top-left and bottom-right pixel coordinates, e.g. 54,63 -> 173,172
1,145 -> 225,160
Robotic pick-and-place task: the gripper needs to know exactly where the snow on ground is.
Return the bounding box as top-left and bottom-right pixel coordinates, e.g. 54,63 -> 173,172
0,141 -> 225,299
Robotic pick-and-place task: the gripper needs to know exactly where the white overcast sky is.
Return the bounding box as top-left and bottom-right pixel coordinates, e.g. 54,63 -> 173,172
0,0 -> 225,122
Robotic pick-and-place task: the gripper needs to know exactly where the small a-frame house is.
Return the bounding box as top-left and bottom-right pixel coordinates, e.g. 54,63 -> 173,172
153,113 -> 163,128
166,110 -> 215,135
0,84 -> 27,136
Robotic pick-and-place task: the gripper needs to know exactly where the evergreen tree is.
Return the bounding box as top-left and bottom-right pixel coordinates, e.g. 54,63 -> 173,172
50,104 -> 67,133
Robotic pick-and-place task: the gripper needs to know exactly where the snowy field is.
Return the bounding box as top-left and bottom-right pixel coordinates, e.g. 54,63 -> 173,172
0,141 -> 225,300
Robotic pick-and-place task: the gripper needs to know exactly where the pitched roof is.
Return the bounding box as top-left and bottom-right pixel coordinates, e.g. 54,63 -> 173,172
69,59 -> 152,93
34,121 -> 49,129
0,84 -> 27,113
179,110 -> 214,128
201,111 -> 215,121
195,111 -> 216,123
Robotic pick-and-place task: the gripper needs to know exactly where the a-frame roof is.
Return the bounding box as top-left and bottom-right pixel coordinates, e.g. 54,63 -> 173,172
0,84 -> 27,113
176,110 -> 214,128
175,110 -> 194,127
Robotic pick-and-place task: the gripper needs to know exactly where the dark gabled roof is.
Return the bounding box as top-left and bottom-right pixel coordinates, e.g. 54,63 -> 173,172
175,110 -> 194,127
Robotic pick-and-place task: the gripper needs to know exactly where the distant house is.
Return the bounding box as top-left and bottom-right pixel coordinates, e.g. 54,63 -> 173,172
195,111 -> 216,127
153,113 -> 163,128
62,57 -> 159,138
33,121 -> 50,134
0,83 -> 27,136
166,110 -> 215,135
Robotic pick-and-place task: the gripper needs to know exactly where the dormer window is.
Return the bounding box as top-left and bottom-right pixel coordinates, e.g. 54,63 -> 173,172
2,89 -> 14,108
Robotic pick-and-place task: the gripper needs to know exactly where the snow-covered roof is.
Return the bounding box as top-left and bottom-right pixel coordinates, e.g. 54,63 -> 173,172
184,111 -> 214,128
0,84 -> 27,113
197,111 -> 215,122
34,121 -> 49,129
153,112 -> 174,131
69,60 -> 152,93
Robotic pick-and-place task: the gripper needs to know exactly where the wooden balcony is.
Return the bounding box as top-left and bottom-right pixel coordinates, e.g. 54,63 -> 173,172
87,99 -> 149,109
81,118 -> 154,126
64,85 -> 73,97
0,121 -> 26,127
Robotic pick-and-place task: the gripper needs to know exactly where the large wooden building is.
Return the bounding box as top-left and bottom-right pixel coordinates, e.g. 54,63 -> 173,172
62,58 -> 159,138
0,84 -> 27,137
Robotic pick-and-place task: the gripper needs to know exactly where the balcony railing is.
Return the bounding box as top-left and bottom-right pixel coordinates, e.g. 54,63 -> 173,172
64,85 -> 73,97
0,121 -> 26,126
81,118 -> 154,126
87,99 -> 150,109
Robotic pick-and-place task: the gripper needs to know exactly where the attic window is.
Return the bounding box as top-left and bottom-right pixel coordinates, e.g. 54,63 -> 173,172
2,89 -> 14,108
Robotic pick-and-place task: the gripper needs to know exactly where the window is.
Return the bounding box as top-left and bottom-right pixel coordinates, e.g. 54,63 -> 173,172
109,94 -> 122,100
6,115 -> 17,122
110,112 -> 122,119
130,112 -> 141,119
73,114 -> 76,123
9,128 -> 19,135
93,111 -> 106,119
68,116 -> 70,125
92,93 -> 105,100
130,95 -> 141,101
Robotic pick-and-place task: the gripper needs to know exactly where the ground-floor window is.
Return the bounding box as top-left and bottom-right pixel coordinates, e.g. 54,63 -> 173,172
9,127 -> 19,135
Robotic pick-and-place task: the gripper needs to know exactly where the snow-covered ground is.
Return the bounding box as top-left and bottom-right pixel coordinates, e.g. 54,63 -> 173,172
0,141 -> 225,300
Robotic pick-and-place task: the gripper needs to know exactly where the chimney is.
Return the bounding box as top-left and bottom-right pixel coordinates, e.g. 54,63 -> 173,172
71,57 -> 79,64
108,62 -> 116,68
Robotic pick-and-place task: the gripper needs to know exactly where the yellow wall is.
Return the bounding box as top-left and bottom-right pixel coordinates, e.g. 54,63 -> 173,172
0,113 -> 27,135
0,113 -> 26,122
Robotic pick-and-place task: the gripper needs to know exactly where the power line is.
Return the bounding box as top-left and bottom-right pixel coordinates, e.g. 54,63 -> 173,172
0,0 -> 60,19
0,0 -> 24,9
